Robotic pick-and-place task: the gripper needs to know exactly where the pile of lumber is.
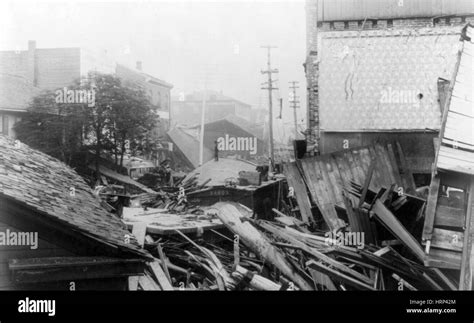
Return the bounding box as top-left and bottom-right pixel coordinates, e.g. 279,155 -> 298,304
127,196 -> 456,291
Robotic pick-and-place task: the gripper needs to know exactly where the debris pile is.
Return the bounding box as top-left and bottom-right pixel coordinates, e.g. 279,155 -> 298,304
126,142 -> 461,291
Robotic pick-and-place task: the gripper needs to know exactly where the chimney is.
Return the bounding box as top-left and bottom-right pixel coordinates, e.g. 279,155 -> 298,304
136,61 -> 142,71
27,40 -> 37,86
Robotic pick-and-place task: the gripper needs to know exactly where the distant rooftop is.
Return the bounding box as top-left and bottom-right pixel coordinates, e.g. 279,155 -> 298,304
116,62 -> 173,89
172,90 -> 251,107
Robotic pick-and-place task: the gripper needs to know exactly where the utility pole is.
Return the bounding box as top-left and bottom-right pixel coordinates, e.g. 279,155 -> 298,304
289,81 -> 300,140
261,45 -> 278,169
199,81 -> 207,166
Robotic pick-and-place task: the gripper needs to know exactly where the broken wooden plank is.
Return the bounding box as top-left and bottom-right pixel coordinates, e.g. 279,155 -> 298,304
132,222 -> 148,247
259,221 -> 373,286
342,190 -> 361,233
386,143 -> 404,187
300,158 -> 343,230
434,205 -> 466,228
157,244 -> 172,284
148,260 -> 174,290
359,159 -> 376,208
306,260 -> 376,291
426,248 -> 462,269
308,268 -> 337,291
395,141 -> 417,194
392,273 -> 417,291
212,202 -> 313,290
431,268 -> 457,291
230,265 -> 281,291
372,199 -> 426,262
423,174 -> 441,242
128,276 -> 140,291
138,274 -> 161,290
283,162 -> 314,225
422,272 -> 443,291
459,178 -> 474,290
431,228 -> 464,252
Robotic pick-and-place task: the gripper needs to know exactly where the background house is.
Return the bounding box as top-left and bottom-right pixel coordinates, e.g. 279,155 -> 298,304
167,116 -> 265,169
170,90 -> 252,126
0,40 -> 80,138
116,62 -> 173,135
305,0 -> 474,182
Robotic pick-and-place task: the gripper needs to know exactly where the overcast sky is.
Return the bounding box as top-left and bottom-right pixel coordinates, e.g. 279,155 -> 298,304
0,0 -> 307,141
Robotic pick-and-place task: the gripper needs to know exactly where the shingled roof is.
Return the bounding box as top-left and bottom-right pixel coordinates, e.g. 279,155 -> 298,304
0,135 -> 149,259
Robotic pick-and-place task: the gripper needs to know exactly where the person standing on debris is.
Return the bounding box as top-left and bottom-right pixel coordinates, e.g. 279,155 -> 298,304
214,140 -> 219,161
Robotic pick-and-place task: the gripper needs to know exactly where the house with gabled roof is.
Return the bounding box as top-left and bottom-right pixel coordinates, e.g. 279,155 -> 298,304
0,135 -> 152,290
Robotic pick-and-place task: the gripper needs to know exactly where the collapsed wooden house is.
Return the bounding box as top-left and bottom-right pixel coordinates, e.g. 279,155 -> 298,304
0,135 -> 153,290
283,142 -> 417,230
422,24 -> 474,289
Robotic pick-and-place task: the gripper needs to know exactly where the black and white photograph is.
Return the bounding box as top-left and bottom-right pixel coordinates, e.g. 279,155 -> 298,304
0,0 -> 473,320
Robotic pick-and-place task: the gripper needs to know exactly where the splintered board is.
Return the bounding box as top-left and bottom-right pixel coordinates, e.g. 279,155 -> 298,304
430,228 -> 464,252
282,163 -> 313,224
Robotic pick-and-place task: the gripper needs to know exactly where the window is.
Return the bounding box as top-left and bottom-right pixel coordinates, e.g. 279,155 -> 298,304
2,115 -> 8,136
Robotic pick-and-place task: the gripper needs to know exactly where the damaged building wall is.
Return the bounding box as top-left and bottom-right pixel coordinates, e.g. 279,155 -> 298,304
304,0 -> 474,176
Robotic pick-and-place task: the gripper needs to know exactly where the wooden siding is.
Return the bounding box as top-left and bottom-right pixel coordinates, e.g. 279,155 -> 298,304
316,0 -> 474,22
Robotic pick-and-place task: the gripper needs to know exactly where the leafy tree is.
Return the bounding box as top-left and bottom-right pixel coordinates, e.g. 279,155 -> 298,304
14,89 -> 87,165
15,72 -> 159,181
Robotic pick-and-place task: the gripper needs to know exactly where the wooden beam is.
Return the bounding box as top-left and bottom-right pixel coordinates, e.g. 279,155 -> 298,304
283,163 -> 314,225
421,272 -> 443,291
259,221 -> 373,286
132,222 -> 148,247
230,265 -> 281,291
157,244 -> 172,284
308,268 -> 337,291
395,142 -> 417,194
392,273 -> 417,291
128,276 -> 139,291
426,248 -> 461,270
342,190 -> 361,233
306,260 -> 376,291
431,268 -> 457,291
372,199 -> 426,262
213,202 -> 313,290
459,177 -> 474,290
148,260 -> 174,290
423,174 -> 441,242
359,159 -> 376,208
138,274 -> 161,290
9,257 -> 146,284
431,228 -> 463,252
